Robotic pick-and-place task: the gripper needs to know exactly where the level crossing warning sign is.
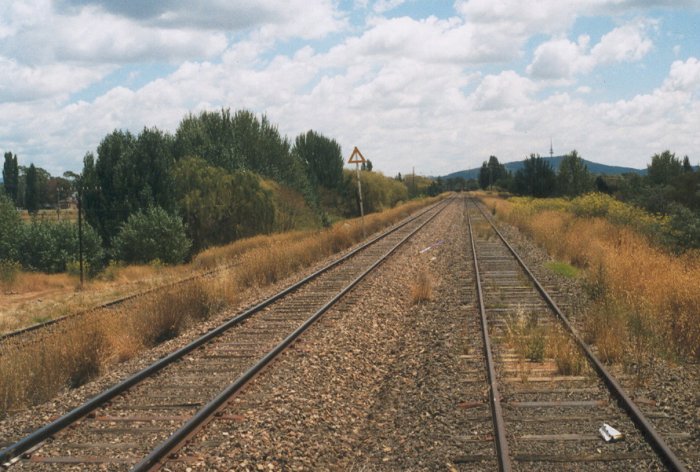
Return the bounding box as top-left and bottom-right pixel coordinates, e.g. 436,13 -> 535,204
347,146 -> 366,164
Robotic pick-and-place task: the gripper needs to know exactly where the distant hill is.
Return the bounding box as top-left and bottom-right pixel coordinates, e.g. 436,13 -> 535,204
443,156 -> 646,180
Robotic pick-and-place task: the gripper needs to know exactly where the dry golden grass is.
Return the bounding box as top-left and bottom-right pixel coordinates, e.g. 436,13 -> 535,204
0,318 -> 106,413
0,196 -> 443,417
483,194 -> 700,361
547,328 -> 586,375
410,269 -> 433,304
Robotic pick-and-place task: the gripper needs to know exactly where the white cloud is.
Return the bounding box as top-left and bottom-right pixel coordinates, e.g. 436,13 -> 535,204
590,20 -> 654,63
662,57 -> 700,92
3,6 -> 228,65
471,71 -> 537,110
56,0 -> 347,38
0,1 -> 698,178
527,20 -> 654,80
373,0 -> 407,13
0,56 -> 113,103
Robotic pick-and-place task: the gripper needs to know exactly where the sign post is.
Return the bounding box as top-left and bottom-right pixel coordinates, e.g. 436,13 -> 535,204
348,146 -> 367,239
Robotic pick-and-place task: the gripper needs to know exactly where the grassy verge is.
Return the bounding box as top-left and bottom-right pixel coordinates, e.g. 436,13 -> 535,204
480,193 -> 700,363
0,196 -> 443,417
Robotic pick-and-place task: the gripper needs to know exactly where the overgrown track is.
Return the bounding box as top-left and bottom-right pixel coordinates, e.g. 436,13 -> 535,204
0,198 -> 450,471
466,197 -> 690,471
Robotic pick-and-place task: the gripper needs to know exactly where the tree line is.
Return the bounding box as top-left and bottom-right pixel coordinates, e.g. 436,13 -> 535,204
471,150 -> 699,251
1,108 -> 422,275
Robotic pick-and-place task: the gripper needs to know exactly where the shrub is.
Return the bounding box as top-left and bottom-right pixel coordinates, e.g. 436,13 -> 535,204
113,206 -> 191,264
410,269 -> 433,304
0,194 -> 21,262
17,220 -> 103,275
0,259 -> 21,289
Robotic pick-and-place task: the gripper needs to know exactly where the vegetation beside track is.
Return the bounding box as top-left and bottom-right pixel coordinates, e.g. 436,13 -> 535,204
480,192 -> 700,362
0,196 -> 443,418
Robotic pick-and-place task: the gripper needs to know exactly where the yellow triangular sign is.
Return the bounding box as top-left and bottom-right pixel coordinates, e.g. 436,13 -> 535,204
348,146 -> 366,164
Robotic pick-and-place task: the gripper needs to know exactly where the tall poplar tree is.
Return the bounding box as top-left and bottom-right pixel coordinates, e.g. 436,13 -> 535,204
2,152 -> 19,204
25,163 -> 38,214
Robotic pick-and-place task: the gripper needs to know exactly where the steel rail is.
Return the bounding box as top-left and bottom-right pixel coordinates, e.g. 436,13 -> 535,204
0,198 -> 450,467
0,271 -> 213,342
0,200 -> 444,343
131,196 -> 448,471
465,202 -> 512,472
472,198 -> 688,472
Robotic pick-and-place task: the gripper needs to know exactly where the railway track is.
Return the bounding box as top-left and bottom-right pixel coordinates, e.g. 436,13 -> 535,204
0,198 -> 449,470
465,197 -> 691,471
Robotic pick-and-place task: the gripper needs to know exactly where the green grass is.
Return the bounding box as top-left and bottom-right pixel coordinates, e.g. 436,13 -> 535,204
545,260 -> 579,278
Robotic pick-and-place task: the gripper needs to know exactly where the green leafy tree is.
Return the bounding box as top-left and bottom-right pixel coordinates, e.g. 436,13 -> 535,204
478,155 -> 508,189
83,127 -> 176,245
647,150 -> 682,186
25,163 -> 38,214
293,130 -> 344,189
174,109 -> 238,170
0,194 -> 21,261
512,154 -> 556,197
682,155 -> 693,173
172,157 -> 275,251
342,169 -> 408,215
113,206 -> 191,264
2,152 -> 19,204
557,150 -> 593,197
18,220 -> 103,274
174,109 -> 312,199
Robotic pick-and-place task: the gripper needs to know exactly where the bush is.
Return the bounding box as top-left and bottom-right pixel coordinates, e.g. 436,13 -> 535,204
0,259 -> 21,289
0,194 -> 21,262
113,206 -> 191,264
17,220 -> 103,275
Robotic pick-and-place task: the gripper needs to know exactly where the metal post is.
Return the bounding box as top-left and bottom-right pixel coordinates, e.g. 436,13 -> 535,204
77,189 -> 84,288
356,162 -> 365,239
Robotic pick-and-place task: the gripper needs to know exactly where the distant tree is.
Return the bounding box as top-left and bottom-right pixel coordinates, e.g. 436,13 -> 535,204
293,130 -> 344,189
18,220 -> 103,274
512,154 -> 556,197
595,175 -> 611,194
361,159 -> 373,172
647,150 -> 682,186
2,152 -> 19,204
174,109 -> 238,170
682,155 -> 693,173
172,157 -> 275,251
557,150 -> 593,197
479,155 -> 507,189
82,127 -> 176,245
0,194 -> 21,261
427,177 -> 444,196
175,109 -> 312,198
113,206 -> 191,265
25,163 -> 38,214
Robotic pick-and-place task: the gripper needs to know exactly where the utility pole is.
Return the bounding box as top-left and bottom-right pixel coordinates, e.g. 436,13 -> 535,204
77,186 -> 84,288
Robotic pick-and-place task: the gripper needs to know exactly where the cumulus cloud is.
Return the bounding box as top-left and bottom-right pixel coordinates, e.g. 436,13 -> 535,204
55,0 -> 346,38
373,0 -> 407,13
471,71 -> 537,110
527,20 -> 654,80
662,57 -> 700,92
0,56 -> 112,103
1,0 -> 698,178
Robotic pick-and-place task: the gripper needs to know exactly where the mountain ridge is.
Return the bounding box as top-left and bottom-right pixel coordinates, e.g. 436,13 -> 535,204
443,156 -> 646,180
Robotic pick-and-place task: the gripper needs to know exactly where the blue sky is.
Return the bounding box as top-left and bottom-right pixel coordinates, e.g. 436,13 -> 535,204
1,0 -> 699,177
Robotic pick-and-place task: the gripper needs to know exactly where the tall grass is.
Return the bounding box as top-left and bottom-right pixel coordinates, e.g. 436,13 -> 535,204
0,196 -> 442,417
482,194 -> 700,361
410,269 -> 433,304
